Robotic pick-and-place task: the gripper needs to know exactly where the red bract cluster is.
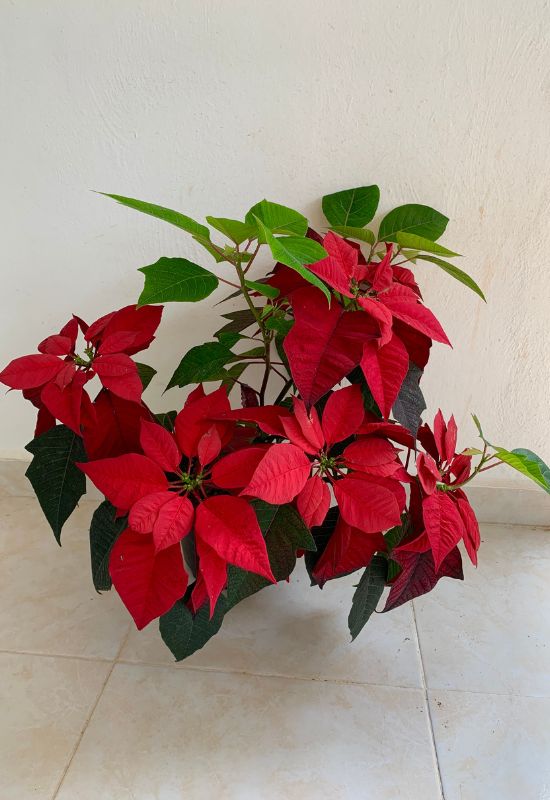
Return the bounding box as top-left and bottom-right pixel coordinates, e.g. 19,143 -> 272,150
3,189 -> 547,660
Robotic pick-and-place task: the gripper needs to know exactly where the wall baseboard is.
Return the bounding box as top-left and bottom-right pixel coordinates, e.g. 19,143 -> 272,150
1,458 -> 548,528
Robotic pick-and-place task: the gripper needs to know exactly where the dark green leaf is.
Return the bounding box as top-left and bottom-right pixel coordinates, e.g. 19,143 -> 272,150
89,501 -> 127,592
160,596 -> 227,661
135,362 -> 156,390
395,232 -> 460,257
155,410 -> 177,432
384,516 -> 410,551
245,199 -> 308,239
221,362 -> 248,392
100,193 -> 210,238
392,364 -> 426,437
305,506 -> 340,584
494,448 -> 550,493
348,556 -> 387,641
265,316 -> 293,335
215,309 -> 258,336
378,204 -> 449,242
330,226 -> 376,244
417,255 -> 486,301
25,425 -> 87,544
206,216 -> 257,244
167,342 -> 234,390
215,331 -> 243,348
138,257 -> 218,305
322,185 -> 380,227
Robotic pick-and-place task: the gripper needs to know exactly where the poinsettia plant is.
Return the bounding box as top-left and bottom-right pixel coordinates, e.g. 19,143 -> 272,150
2,186 -> 549,659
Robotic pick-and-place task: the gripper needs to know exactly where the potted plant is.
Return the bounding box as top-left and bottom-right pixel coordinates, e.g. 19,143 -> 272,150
2,185 -> 548,659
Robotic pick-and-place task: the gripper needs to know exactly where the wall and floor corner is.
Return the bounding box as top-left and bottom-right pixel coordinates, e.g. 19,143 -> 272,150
0,0 -> 549,527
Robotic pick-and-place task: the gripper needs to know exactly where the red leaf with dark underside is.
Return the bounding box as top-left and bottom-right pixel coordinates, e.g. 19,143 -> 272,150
360,334 -> 409,419
284,287 -> 378,406
381,286 -> 451,345
383,546 -> 463,612
312,514 -> 386,587
215,405 -> 291,437
175,386 -> 232,457
416,452 -> 441,495
129,491 -> 174,533
79,454 -> 168,511
93,353 -> 143,403
241,443 -> 311,504
195,495 -> 275,582
153,494 -> 194,552
109,529 -> 187,629
196,536 -> 229,617
211,446 -> 269,489
82,390 -> 150,459
197,426 -> 222,467
455,494 -> 481,566
296,475 -> 331,528
321,384 -> 364,446
343,437 -> 399,477
0,354 -> 64,390
422,490 -> 467,570
334,475 -> 402,533
140,420 -> 181,472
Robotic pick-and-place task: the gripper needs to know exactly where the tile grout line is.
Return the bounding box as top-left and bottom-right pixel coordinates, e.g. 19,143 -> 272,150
0,647 -> 113,664
411,602 -> 445,800
50,624 -> 132,800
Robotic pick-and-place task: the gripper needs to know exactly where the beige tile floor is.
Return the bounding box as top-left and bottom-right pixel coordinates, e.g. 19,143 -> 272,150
0,495 -> 549,799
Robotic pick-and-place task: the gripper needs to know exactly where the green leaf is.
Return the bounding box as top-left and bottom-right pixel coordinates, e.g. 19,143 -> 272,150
221,362 -> 248,392
254,218 -> 331,303
230,346 -> 265,360
226,501 -> 316,610
330,225 -> 376,245
511,449 -> 550,493
215,309 -> 259,336
192,234 -> 226,263
348,555 -> 387,641
167,341 -> 234,390
265,315 -> 293,335
135,362 -> 156,390
245,199 -> 308,239
471,413 -> 488,443
160,596 -> 227,661
89,501 -> 127,592
25,425 -> 87,544
322,185 -> 380,227
494,448 -> 550,493
155,410 -> 177,432
395,232 -> 460,257
417,255 -> 486,301
138,257 -> 218,306
384,516 -> 410,551
206,216 -> 257,244
99,192 -> 210,239
215,331 -> 243,348
462,447 -> 483,456
244,279 -> 280,299
378,203 -> 449,242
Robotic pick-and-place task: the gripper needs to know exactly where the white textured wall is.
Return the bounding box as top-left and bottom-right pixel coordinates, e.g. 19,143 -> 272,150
1,0 -> 549,488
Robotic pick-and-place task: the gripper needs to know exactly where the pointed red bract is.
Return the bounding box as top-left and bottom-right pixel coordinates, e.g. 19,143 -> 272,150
129,491 -> 174,533
292,397 -> 324,451
79,454 -> 168,511
37,334 -> 74,356
296,476 -> 330,528
343,438 -> 399,477
174,386 -> 232,457
334,475 -> 402,533
197,425 -> 222,467
214,405 -> 291,437
210,446 -> 269,489
109,529 -> 187,629
360,334 -> 408,419
381,285 -> 451,345
321,384 -> 364,446
383,546 -> 464,612
242,443 -> 311,504
284,287 -> 378,406
153,494 -> 194,552
0,354 -> 64,390
196,537 -> 228,617
455,495 -> 481,566
312,515 -> 386,587
93,353 -> 143,403
82,390 -> 150,459
422,490 -> 467,570
416,453 -> 441,495
307,231 -> 357,297
140,420 -> 181,472
40,375 -> 85,435
97,331 -> 138,356
195,496 -> 275,582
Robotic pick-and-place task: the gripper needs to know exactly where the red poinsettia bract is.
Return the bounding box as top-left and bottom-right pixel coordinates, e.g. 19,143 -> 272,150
79,386 -> 276,629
